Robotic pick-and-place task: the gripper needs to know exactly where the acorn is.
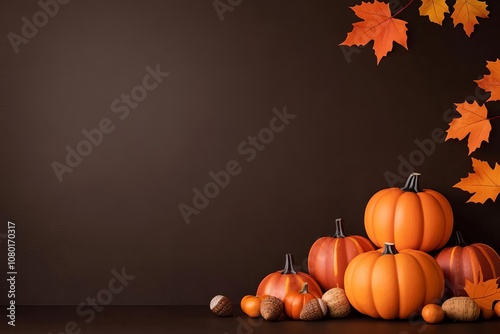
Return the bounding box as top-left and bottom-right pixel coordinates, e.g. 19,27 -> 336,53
321,288 -> 351,318
210,295 -> 233,317
260,296 -> 284,321
300,298 -> 328,321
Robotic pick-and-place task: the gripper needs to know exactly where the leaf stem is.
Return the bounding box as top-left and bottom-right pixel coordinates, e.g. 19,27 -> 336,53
489,116 -> 500,121
392,0 -> 415,18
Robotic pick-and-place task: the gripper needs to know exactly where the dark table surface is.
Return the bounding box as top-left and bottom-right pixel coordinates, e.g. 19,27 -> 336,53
2,306 -> 499,334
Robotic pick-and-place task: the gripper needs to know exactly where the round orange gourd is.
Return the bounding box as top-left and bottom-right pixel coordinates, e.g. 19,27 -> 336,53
308,218 -> 375,290
481,308 -> 496,320
421,304 -> 444,324
364,173 -> 453,252
344,243 -> 445,319
283,282 -> 320,319
495,302 -> 500,317
257,254 -> 322,301
436,231 -> 500,297
240,295 -> 262,318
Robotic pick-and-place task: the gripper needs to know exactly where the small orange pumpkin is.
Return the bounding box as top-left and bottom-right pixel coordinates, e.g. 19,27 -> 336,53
344,243 -> 445,319
283,282 -> 320,319
481,308 -> 496,320
421,304 -> 444,324
436,231 -> 500,297
364,173 -> 453,252
308,218 -> 375,290
257,254 -> 322,301
495,302 -> 500,317
240,295 -> 262,318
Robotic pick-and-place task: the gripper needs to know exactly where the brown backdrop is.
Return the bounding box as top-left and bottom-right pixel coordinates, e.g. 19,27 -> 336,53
0,0 -> 499,305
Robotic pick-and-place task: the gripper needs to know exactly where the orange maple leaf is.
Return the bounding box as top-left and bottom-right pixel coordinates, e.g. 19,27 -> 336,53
419,0 -> 449,25
451,0 -> 489,37
339,1 -> 408,64
454,158 -> 500,204
464,271 -> 500,311
475,59 -> 500,102
445,101 -> 491,154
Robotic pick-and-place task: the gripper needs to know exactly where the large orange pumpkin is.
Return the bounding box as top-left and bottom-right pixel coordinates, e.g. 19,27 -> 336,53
257,254 -> 322,301
283,282 -> 320,319
436,231 -> 500,297
344,243 -> 445,319
364,173 -> 453,252
308,218 -> 375,290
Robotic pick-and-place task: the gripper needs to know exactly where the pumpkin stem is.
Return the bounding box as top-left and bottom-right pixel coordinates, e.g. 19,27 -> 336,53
333,218 -> 347,238
382,242 -> 399,255
299,282 -> 309,294
280,253 -> 297,274
455,231 -> 468,247
400,173 -> 423,193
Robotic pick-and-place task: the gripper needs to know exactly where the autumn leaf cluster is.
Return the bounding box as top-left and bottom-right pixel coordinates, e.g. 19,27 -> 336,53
421,0 -> 489,35
446,60 -> 500,204
339,1 -> 499,203
340,0 -> 489,64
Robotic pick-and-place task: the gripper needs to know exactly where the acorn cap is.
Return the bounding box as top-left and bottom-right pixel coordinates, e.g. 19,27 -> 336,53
260,296 -> 284,321
321,288 -> 351,318
300,298 -> 328,321
210,295 -> 233,317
